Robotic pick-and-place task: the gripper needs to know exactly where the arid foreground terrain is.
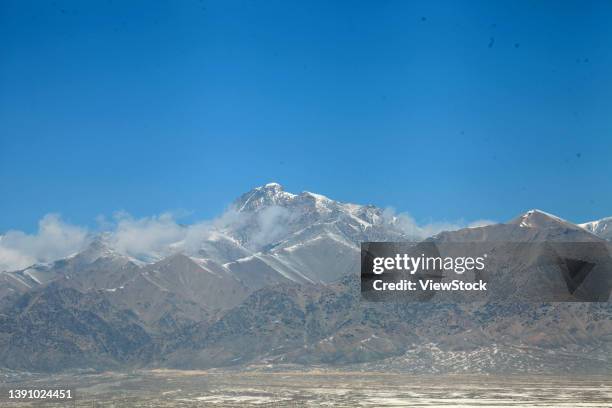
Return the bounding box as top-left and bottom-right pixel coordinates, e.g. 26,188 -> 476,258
1,369 -> 611,407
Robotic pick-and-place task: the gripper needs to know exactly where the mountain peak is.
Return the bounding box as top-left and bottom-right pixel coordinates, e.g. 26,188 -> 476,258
262,182 -> 282,189
509,209 -> 576,229
80,234 -> 116,259
233,183 -> 296,212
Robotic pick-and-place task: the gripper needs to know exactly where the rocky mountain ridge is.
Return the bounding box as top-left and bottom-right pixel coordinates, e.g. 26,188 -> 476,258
0,185 -> 610,373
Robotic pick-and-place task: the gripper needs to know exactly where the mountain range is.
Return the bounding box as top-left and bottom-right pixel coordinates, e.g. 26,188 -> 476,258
0,184 -> 610,373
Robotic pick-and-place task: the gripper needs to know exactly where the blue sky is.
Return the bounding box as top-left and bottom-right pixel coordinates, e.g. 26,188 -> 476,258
1,0 -> 611,232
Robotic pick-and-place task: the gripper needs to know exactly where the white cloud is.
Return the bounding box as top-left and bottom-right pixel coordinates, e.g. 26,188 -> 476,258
0,206 -> 497,271
467,219 -> 496,228
251,205 -> 293,248
0,245 -> 34,272
0,214 -> 89,271
109,212 -> 183,260
380,207 -> 495,239
101,211 -> 236,261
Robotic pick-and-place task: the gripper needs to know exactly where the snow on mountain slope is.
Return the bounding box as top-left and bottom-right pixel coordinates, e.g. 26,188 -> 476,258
4,184 -> 610,305
2,186 -> 612,373
224,229 -> 360,287
217,183 -> 418,285
580,217 -> 612,241
225,183 -> 416,250
234,182 -> 297,213
195,232 -> 252,264
0,183 -> 413,300
144,254 -> 247,307
509,209 -> 583,230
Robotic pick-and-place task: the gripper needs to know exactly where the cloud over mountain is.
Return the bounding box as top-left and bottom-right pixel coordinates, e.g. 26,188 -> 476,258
0,214 -> 89,271
1,184 -> 495,272
0,184 -> 610,373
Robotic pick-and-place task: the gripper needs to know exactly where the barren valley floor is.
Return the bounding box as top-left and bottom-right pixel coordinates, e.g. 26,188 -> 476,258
1,369 -> 611,407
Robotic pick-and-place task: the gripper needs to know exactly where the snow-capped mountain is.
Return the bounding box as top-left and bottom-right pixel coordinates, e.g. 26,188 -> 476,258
580,216 -> 612,241
164,209 -> 611,370
225,182 -> 413,250
2,186 -> 610,298
2,183 -> 407,292
218,183 -> 415,288
509,209 -> 584,231
0,185 -> 610,373
423,210 -> 611,302
0,183 -> 418,318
